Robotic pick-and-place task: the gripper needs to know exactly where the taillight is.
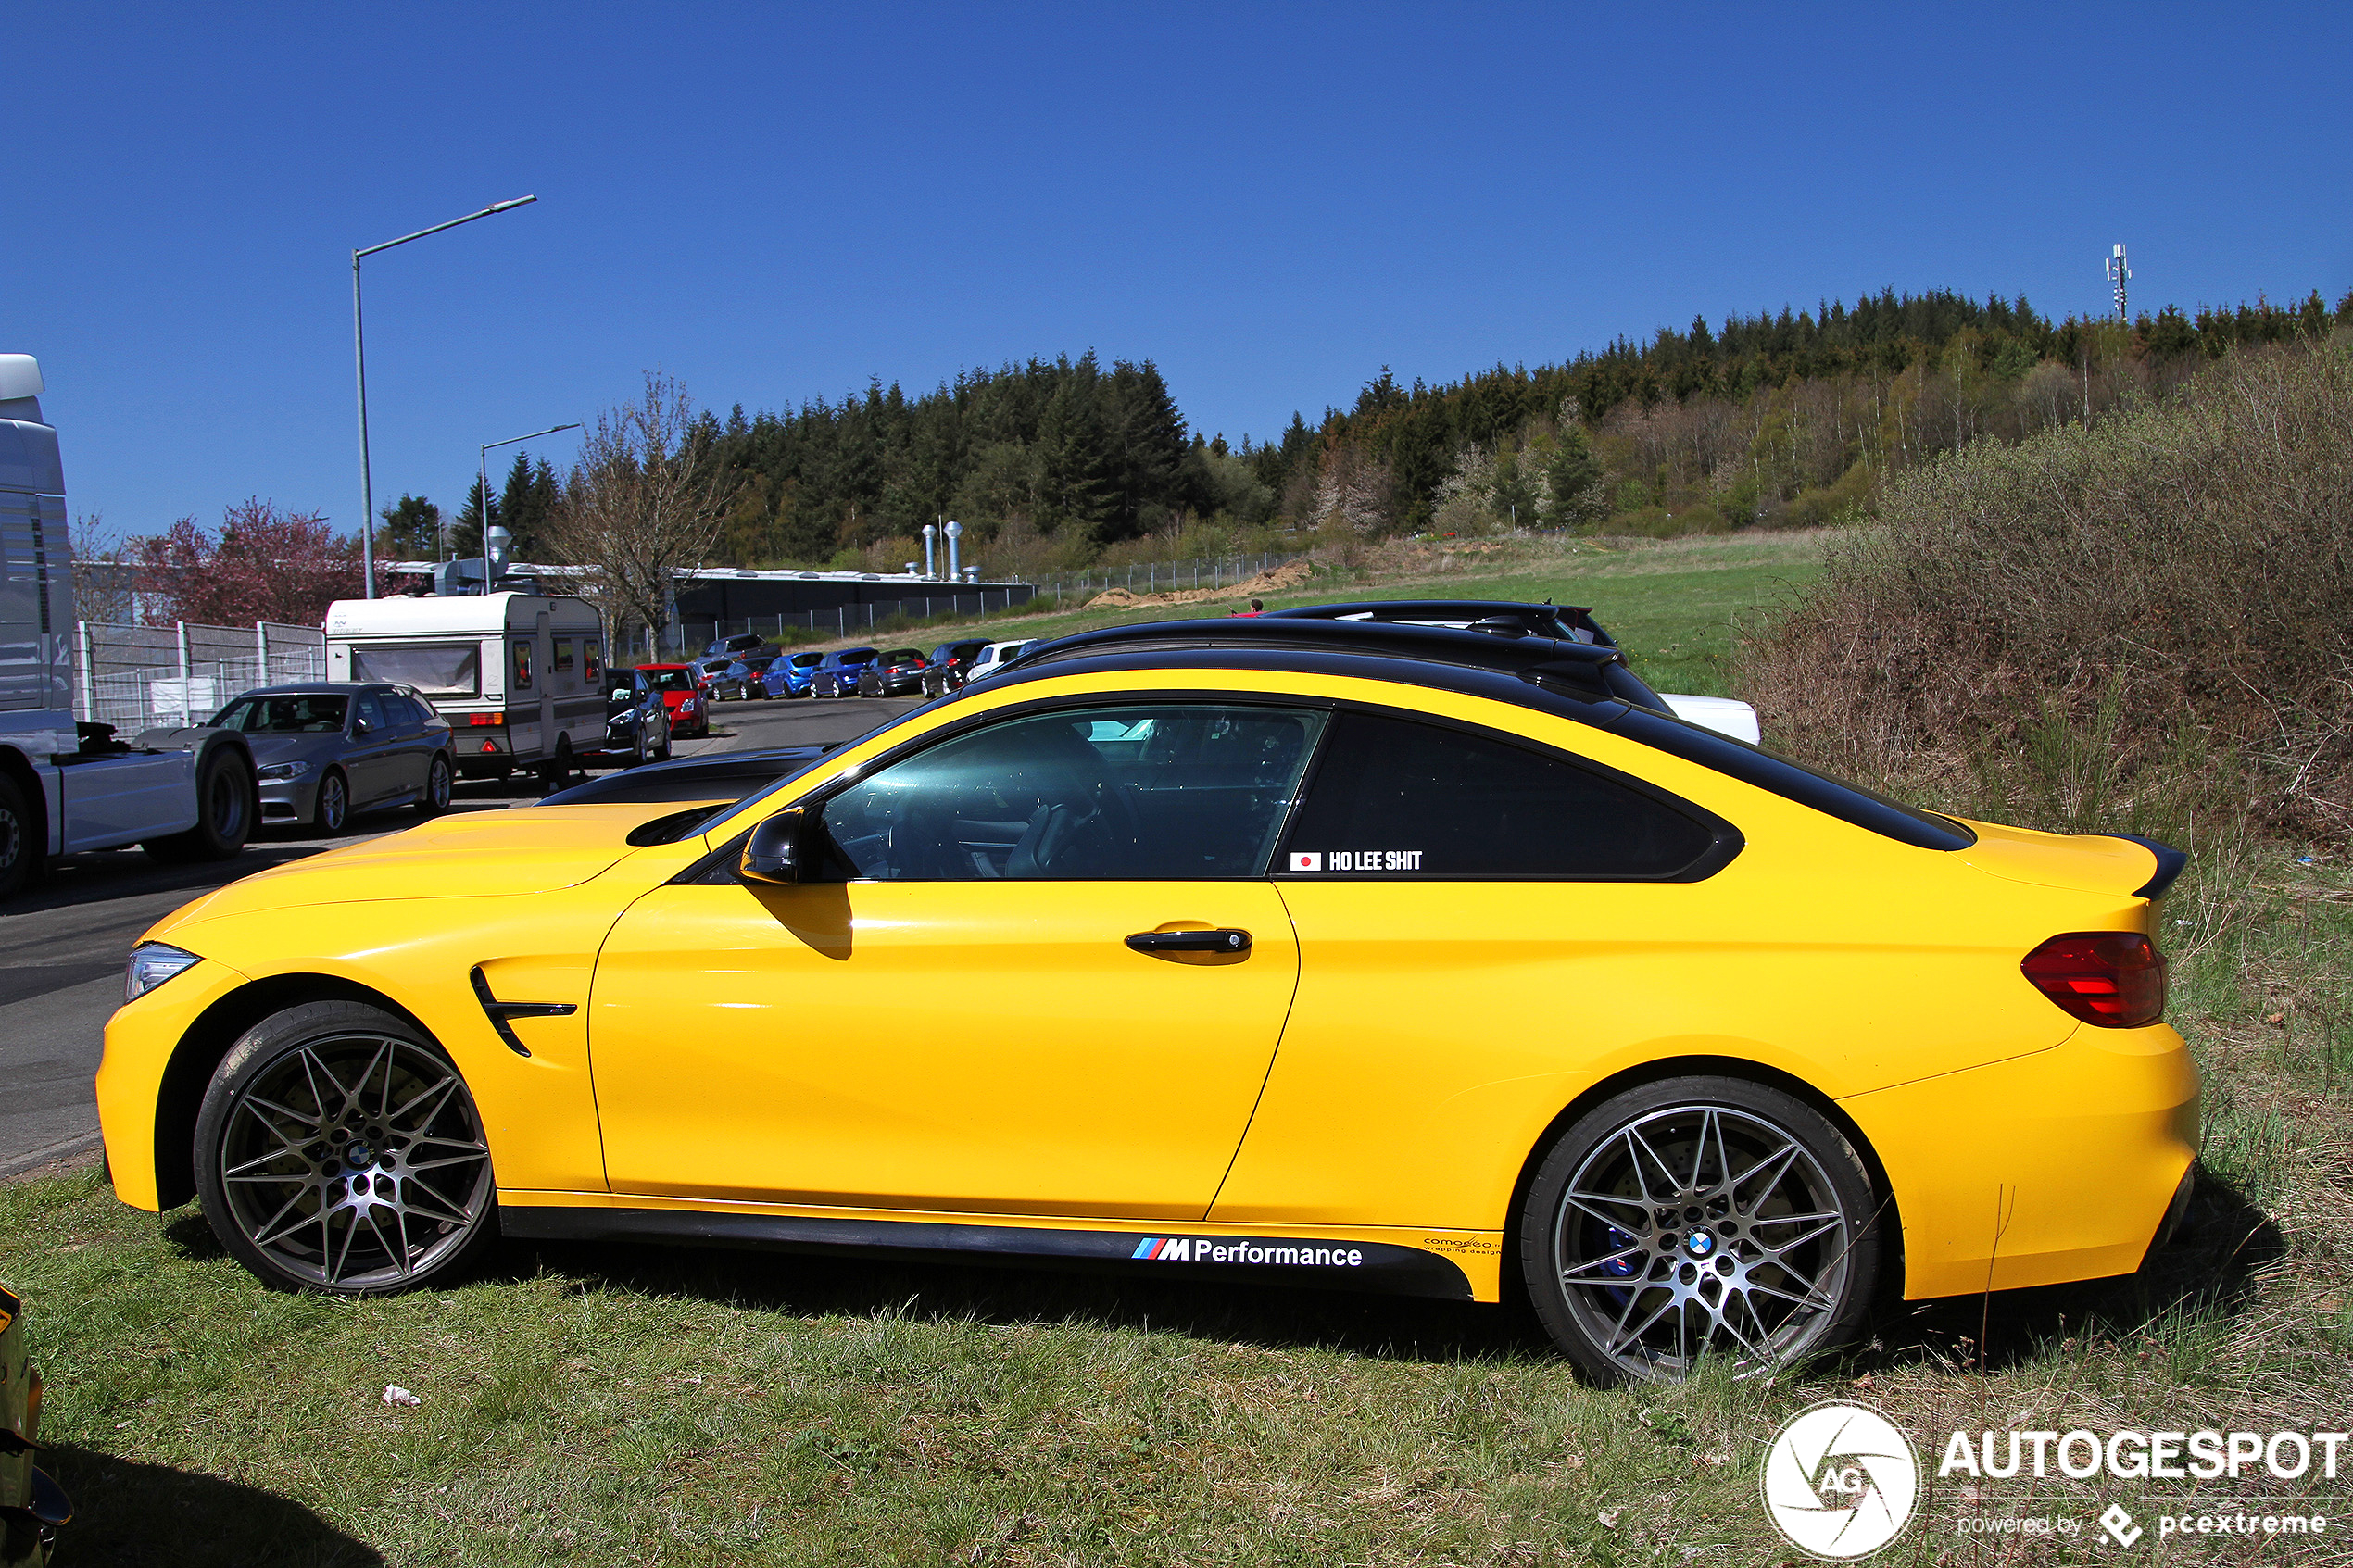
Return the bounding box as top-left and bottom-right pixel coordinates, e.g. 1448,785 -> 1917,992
2021,933 -> 2167,1027
467,713 -> 502,726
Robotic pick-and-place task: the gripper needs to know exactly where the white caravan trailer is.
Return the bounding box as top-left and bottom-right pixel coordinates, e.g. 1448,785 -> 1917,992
0,354 -> 258,900
323,593 -> 604,783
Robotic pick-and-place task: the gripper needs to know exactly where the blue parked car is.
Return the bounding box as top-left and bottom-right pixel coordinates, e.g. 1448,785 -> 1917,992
810,646 -> 880,698
761,649 -> 827,699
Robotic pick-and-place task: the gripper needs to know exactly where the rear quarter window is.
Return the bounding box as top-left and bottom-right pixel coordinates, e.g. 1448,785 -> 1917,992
1277,709 -> 1732,880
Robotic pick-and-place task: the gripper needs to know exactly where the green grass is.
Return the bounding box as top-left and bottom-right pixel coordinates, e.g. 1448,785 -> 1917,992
10,527 -> 2347,1565
841,530 -> 1829,703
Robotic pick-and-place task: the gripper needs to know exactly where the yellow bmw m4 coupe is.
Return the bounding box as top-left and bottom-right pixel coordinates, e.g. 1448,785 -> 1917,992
95,617 -> 2197,1384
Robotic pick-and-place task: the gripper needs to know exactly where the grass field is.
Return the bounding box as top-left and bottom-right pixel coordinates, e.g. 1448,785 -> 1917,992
8,529 -> 2348,1566
813,530 -> 1831,703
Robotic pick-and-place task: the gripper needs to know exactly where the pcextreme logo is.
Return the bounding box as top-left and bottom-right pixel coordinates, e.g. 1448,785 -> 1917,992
1761,1401 -> 1920,1560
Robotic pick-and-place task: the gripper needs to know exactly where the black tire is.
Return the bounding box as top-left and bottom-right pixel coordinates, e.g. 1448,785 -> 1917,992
0,772 -> 37,901
657,724 -> 673,761
311,769 -> 349,836
193,1000 -> 498,1296
415,753 -> 454,816
1518,1075 -> 1882,1385
145,746 -> 256,862
539,735 -> 574,794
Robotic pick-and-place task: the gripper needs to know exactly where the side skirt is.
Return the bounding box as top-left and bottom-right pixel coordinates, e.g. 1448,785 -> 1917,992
499,1205 -> 1475,1301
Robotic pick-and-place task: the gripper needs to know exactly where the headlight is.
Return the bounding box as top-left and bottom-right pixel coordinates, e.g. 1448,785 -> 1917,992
256,760 -> 312,781
125,943 -> 202,1002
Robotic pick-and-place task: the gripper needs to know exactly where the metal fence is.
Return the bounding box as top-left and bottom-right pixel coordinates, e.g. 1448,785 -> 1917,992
675,553 -> 1302,655
73,620 -> 326,731
1024,551 -> 1300,604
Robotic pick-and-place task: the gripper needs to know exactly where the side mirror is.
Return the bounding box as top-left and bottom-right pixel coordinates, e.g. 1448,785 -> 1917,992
353,716 -> 374,735
740,809 -> 810,884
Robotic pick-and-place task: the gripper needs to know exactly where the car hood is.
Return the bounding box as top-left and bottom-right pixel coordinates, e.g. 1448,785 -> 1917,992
1953,818 -> 2171,899
145,803 -> 682,936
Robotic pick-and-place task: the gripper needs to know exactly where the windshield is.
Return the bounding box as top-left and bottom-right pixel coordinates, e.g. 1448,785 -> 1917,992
646,668 -> 694,692
350,644 -> 479,696
212,694 -> 349,734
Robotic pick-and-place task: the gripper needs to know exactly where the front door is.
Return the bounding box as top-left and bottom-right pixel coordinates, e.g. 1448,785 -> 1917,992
344,691 -> 399,806
588,700 -> 1327,1219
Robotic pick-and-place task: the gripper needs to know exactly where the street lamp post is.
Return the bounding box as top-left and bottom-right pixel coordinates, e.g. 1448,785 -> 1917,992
352,195 -> 538,597
479,423 -> 581,593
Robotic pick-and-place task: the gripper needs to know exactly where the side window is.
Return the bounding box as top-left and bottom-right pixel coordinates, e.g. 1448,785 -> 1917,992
354,693 -> 389,735
512,640 -> 534,691
820,704 -> 1326,880
553,638 -> 575,677
584,641 -> 602,684
1277,711 -> 1718,879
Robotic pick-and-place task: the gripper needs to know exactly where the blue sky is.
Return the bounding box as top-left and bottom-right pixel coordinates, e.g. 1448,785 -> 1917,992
7,3 -> 2348,544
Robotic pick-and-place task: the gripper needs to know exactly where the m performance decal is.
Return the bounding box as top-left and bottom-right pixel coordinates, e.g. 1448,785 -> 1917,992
1132,1236 -> 1365,1268
501,1210 -> 1473,1299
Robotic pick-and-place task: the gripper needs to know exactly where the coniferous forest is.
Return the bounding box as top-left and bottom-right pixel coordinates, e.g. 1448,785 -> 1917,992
382,286 -> 2353,578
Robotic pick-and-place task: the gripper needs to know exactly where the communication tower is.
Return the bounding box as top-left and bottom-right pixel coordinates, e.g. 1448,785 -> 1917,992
2106,244 -> 2131,323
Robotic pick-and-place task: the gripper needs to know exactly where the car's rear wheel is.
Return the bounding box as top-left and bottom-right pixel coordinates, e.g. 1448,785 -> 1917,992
194,1001 -> 497,1295
1519,1075 -> 1881,1384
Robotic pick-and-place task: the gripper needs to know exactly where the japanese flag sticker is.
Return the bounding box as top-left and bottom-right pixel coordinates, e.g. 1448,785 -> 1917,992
1289,852 -> 1321,872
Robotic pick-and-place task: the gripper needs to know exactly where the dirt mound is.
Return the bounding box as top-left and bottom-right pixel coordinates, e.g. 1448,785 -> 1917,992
1082,559 -> 1313,611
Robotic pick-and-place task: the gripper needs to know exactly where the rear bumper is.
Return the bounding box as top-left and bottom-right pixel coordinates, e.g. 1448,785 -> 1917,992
1843,1022 -> 2199,1299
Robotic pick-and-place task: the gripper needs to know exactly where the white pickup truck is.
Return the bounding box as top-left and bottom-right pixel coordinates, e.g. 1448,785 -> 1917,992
0,354 -> 257,900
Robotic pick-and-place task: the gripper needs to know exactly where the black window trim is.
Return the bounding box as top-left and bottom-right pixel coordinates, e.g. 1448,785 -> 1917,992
671,687 -> 1740,886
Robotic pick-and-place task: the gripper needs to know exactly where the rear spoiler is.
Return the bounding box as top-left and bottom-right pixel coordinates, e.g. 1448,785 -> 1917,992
2108,834 -> 2188,899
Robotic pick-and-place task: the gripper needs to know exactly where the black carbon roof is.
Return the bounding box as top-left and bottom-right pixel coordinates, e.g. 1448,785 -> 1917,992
1000,616 -> 1660,709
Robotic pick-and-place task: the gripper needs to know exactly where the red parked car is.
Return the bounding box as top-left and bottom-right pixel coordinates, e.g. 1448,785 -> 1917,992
636,663 -> 711,739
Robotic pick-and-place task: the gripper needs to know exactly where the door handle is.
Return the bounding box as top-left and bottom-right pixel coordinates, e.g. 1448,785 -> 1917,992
1126,928 -> 1251,954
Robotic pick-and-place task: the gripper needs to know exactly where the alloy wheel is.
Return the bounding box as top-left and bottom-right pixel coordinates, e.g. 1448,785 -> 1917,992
1550,1104 -> 1855,1380
214,1031 -> 492,1289
316,772 -> 347,834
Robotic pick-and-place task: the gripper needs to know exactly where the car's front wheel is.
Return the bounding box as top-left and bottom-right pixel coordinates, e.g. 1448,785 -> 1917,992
194,1001 -> 498,1295
415,754 -> 453,816
1519,1075 -> 1881,1384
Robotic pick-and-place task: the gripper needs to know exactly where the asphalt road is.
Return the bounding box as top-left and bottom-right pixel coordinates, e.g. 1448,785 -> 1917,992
0,690 -> 919,1178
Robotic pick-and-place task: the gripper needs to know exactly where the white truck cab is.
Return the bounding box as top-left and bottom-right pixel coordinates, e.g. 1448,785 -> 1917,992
0,354 -> 257,899
323,592 -> 605,784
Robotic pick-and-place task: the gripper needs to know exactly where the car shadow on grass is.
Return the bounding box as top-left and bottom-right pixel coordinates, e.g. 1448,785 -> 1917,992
43,1444 -> 383,1568
505,1236 -> 1558,1365
1861,1165 -> 2284,1375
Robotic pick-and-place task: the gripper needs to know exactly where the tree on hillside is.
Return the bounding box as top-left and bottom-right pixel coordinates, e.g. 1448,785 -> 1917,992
1544,426 -> 1607,525
542,373 -> 739,646
125,500 -> 373,626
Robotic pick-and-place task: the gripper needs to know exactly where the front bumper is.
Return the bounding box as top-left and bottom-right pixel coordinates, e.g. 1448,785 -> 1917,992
1843,1021 -> 2200,1299
96,955 -> 255,1211
255,773 -> 321,824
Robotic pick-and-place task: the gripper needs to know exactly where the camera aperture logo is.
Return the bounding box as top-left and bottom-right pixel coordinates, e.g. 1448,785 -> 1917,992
1762,1401 -> 1920,1560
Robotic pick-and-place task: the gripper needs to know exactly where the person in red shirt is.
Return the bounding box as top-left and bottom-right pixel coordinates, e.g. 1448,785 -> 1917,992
1229,597 -> 1264,618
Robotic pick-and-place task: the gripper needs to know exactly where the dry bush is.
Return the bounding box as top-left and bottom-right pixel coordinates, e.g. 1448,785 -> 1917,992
1737,337 -> 2353,841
